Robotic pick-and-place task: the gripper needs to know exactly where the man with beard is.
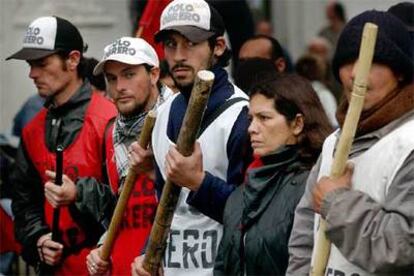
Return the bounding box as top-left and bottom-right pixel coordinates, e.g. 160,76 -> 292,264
287,10 -> 414,275
80,37 -> 170,276
7,16 -> 117,275
130,0 -> 251,275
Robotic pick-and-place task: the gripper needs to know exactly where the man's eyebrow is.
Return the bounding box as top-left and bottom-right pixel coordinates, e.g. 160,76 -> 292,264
120,66 -> 137,74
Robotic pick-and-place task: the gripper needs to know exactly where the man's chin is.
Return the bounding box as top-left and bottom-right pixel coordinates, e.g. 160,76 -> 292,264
170,74 -> 194,94
176,83 -> 194,95
118,105 -> 144,117
38,90 -> 53,98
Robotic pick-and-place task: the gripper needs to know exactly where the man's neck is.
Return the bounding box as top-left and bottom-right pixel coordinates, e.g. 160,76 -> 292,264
144,86 -> 160,112
53,77 -> 83,107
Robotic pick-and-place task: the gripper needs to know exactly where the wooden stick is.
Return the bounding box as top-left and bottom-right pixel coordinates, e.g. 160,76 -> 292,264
143,70 -> 215,275
310,23 -> 378,276
99,110 -> 157,261
135,26 -> 144,38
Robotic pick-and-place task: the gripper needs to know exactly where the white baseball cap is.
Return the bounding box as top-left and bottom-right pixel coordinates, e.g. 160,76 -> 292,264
93,37 -> 159,75
154,0 -> 225,43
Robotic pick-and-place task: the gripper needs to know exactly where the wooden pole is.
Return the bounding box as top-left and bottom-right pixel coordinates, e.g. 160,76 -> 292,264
135,26 -> 144,38
310,23 -> 378,276
99,110 -> 157,261
143,70 -> 215,275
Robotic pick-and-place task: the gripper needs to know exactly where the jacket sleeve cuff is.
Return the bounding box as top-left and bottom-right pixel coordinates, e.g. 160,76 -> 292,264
22,228 -> 50,265
186,172 -> 213,205
320,187 -> 350,219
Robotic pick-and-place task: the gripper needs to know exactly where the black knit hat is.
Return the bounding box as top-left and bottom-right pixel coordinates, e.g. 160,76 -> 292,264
332,10 -> 414,84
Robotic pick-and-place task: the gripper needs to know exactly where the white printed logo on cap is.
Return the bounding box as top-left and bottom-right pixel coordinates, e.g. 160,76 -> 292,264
94,37 -> 159,75
22,17 -> 57,50
161,0 -> 211,31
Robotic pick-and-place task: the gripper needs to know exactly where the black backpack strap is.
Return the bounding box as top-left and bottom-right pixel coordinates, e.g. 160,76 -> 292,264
197,97 -> 248,138
102,117 -> 115,185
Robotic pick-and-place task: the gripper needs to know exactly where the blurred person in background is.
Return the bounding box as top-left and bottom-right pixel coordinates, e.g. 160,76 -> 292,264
307,36 -> 342,103
296,54 -> 338,127
239,35 -> 288,73
255,18 -> 273,36
234,57 -> 278,95
318,1 -> 347,53
83,57 -> 108,97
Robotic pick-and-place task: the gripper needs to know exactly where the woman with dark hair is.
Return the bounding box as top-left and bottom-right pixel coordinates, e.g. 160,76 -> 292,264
214,74 -> 332,276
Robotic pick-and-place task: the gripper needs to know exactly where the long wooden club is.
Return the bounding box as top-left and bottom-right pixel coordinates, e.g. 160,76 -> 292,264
99,110 -> 157,261
310,22 -> 378,276
143,70 -> 215,275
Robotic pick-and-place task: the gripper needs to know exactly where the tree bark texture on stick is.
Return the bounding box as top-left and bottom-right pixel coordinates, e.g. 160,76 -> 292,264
100,111 -> 157,261
143,70 -> 215,275
310,23 -> 378,276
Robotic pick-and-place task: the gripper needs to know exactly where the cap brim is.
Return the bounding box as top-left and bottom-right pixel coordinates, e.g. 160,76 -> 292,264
155,26 -> 215,43
6,48 -> 57,61
93,56 -> 153,76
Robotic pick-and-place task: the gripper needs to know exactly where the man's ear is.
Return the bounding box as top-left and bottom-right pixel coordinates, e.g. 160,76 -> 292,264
213,36 -> 226,57
274,57 -> 286,73
67,50 -> 81,71
291,114 -> 304,136
150,67 -> 160,86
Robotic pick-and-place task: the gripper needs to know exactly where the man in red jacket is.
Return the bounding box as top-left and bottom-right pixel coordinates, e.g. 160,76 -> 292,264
7,16 -> 117,275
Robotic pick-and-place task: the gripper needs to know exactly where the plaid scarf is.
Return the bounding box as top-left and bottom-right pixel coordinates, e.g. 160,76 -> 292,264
112,86 -> 170,181
113,112 -> 147,179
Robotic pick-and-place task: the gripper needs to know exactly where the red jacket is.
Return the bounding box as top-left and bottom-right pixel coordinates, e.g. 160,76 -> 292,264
136,0 -> 171,59
22,92 -> 116,275
0,207 -> 21,254
104,123 -> 157,275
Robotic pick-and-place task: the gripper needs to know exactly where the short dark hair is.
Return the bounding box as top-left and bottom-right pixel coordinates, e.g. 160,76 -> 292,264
235,57 -> 278,94
207,35 -> 232,67
333,2 -> 346,22
246,35 -> 285,62
140,63 -> 163,91
56,50 -> 86,79
83,57 -> 106,91
251,74 -> 333,166
295,55 -> 325,82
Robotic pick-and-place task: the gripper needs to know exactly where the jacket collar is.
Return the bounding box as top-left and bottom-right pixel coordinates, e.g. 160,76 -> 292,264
242,145 -> 300,227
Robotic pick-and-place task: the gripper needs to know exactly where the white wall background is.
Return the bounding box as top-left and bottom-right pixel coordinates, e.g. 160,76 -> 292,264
0,0 -> 412,133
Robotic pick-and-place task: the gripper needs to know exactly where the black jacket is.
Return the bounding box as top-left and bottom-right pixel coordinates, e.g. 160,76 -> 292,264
214,146 -> 309,276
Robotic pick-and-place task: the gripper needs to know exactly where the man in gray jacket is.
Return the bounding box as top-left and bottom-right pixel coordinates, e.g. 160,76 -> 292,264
287,10 -> 414,276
